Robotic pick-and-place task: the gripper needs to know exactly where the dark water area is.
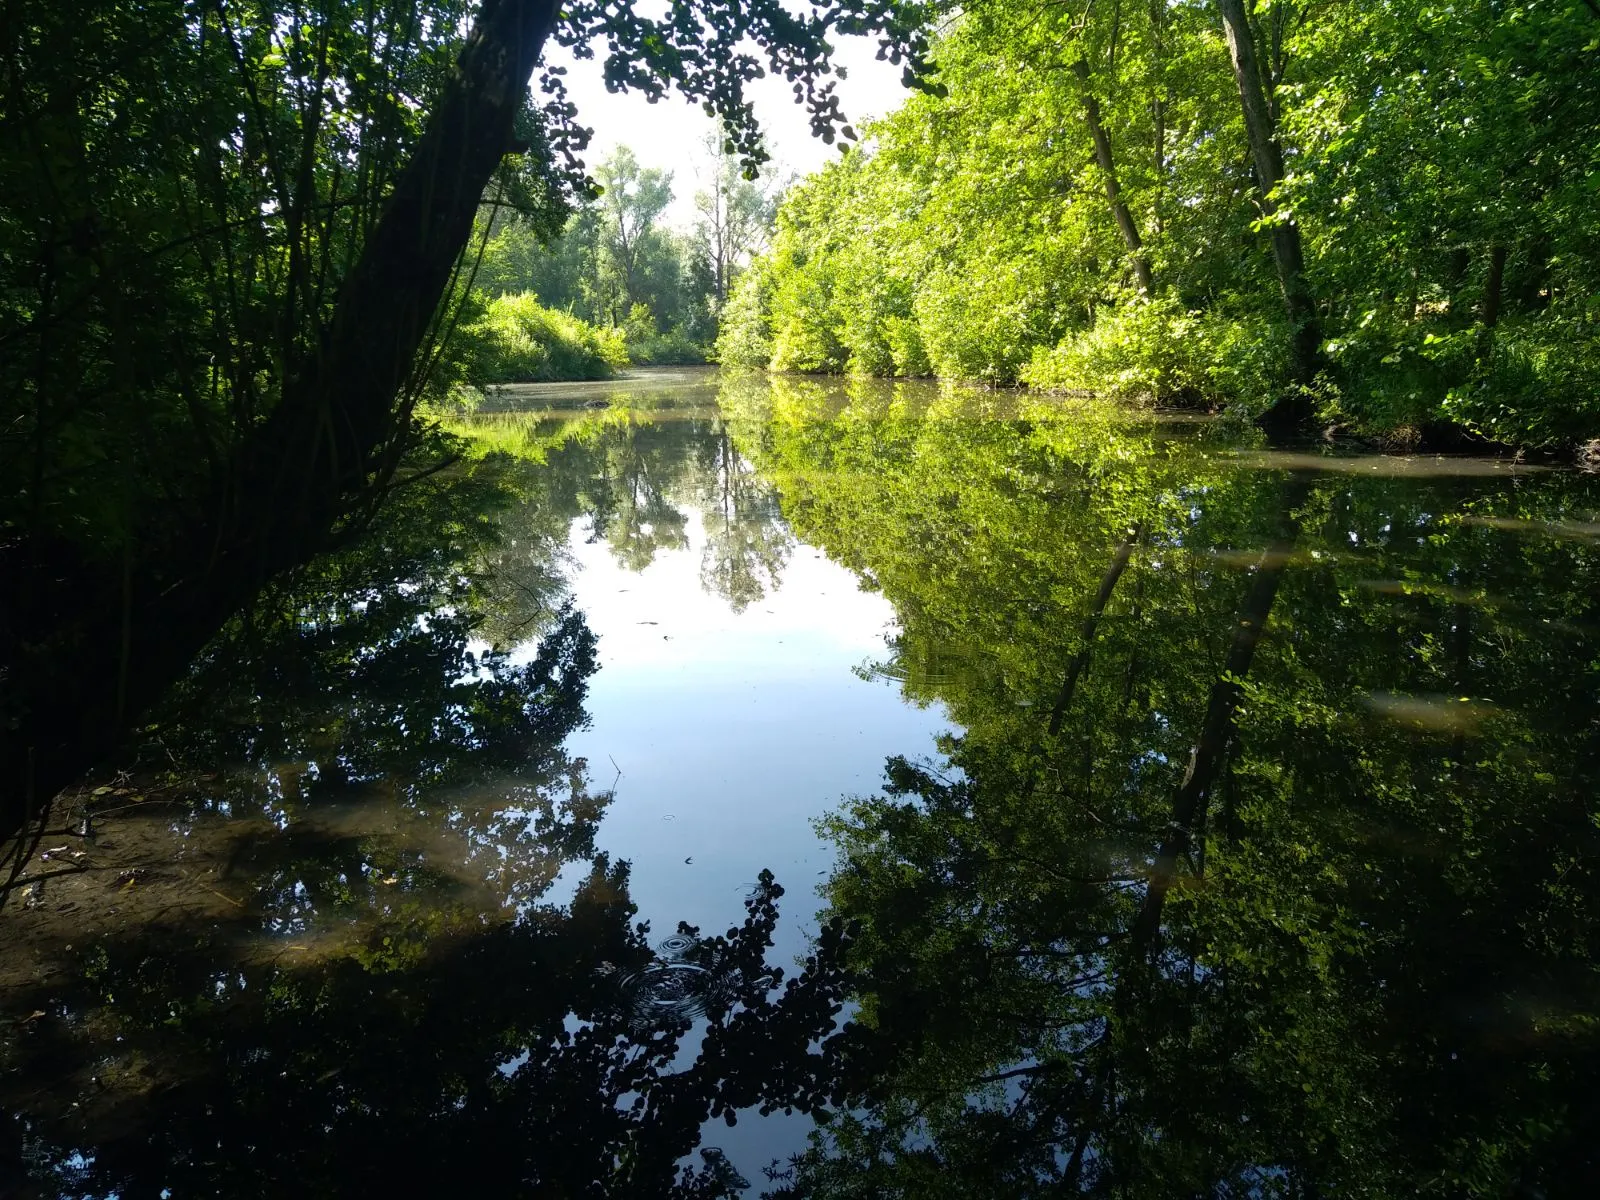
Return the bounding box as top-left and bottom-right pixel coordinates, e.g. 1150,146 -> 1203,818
3,368 -> 1598,1197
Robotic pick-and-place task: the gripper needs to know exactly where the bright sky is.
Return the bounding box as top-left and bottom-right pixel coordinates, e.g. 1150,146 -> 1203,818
542,35 -> 913,229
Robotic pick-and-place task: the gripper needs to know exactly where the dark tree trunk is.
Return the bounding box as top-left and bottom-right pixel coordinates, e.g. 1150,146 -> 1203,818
1073,61 -> 1154,296
1216,0 -> 1321,405
1047,525 -> 1142,738
1129,480 -> 1307,949
1,0 -> 563,848
1481,243 -> 1507,329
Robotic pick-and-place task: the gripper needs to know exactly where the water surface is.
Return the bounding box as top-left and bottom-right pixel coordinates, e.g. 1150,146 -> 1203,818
3,369 -> 1597,1196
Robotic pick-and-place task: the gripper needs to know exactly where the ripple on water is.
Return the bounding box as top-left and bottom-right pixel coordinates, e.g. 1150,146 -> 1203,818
619,960 -> 731,1027
655,932 -> 696,958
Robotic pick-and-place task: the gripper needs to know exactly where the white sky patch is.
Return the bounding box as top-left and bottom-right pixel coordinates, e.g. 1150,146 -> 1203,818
563,509 -> 898,669
545,34 -> 913,229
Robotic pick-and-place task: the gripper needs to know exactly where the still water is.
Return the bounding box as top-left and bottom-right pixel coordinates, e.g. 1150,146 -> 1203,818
3,368 -> 1597,1196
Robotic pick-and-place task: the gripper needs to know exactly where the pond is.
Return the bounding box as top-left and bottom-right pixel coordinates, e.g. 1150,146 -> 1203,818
3,367 -> 1598,1196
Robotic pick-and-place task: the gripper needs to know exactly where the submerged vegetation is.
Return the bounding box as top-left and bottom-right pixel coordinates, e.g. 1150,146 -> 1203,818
721,0 -> 1600,447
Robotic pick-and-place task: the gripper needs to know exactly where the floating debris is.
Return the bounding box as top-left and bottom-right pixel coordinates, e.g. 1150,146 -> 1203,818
1205,547 -> 1316,570
1357,578 -> 1496,606
1458,514 -> 1600,542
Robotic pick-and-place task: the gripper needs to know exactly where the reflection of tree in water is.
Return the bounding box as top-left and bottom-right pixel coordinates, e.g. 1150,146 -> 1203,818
746,393 -> 1600,1197
695,426 -> 793,613
574,415 -> 694,572
0,461 -> 846,1198
5,864 -> 853,1197
468,398 -> 795,612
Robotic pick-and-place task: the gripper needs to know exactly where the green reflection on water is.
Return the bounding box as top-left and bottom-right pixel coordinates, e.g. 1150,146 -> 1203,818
730,374 -> 1600,1197
4,369 -> 1598,1197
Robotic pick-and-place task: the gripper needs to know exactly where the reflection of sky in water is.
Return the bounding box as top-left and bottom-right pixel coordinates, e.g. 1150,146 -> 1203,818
521,504 -> 950,1181
549,508 -> 948,956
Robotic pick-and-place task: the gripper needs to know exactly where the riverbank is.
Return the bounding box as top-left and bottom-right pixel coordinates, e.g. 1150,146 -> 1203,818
714,0 -> 1600,453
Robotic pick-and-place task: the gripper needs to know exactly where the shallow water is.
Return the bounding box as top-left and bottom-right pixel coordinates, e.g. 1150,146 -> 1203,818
4,368 -> 1598,1196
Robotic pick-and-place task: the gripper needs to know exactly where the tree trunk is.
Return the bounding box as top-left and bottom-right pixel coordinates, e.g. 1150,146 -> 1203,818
1129,479 -> 1307,949
1073,61 -> 1154,296
1216,0 -> 1321,399
1047,525 -> 1142,738
1481,243 -> 1507,328
1,0 -> 563,849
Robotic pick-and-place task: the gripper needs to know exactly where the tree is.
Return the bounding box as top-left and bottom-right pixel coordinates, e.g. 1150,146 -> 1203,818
594,145 -> 676,324
694,128 -> 780,311
1215,0 -> 1321,401
723,0 -> 1600,440
0,0 -> 940,847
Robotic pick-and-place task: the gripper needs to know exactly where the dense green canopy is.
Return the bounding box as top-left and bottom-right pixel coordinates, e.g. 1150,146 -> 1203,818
721,0 -> 1600,445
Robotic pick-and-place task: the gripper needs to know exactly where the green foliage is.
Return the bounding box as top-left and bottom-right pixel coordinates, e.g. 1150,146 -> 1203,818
460,291 -> 626,384
620,303 -> 707,366
473,141 -> 772,364
719,374 -> 1600,1196
725,0 -> 1600,445
712,263 -> 776,367
1023,299 -> 1292,414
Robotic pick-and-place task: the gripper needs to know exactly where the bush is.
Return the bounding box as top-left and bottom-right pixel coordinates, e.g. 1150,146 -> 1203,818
714,267 -> 776,368
1438,314 -> 1600,447
1022,298 -> 1293,414
913,254 -> 1058,384
461,292 -> 627,384
1322,310 -> 1600,445
1024,298 -> 1201,401
769,272 -> 848,373
620,304 -> 707,365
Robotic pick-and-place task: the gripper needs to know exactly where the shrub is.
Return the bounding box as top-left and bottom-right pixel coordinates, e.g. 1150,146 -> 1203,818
1022,299 -> 1296,414
619,304 -> 707,365
714,266 -> 776,368
1438,314 -> 1600,447
914,255 -> 1056,384
461,291 -> 626,384
1024,298 -> 1198,401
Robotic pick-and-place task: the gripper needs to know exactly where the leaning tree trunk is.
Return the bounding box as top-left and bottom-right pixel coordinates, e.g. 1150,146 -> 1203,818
1129,477 -> 1308,949
1073,61 -> 1155,296
1216,0 -> 1321,408
1,0 -> 563,849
